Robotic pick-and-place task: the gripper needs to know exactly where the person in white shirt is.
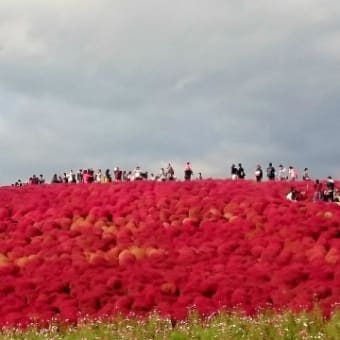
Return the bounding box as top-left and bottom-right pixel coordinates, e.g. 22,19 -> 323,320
95,169 -> 102,183
67,170 -> 75,183
133,166 -> 142,180
254,165 -> 263,182
286,187 -> 298,201
278,165 -> 288,181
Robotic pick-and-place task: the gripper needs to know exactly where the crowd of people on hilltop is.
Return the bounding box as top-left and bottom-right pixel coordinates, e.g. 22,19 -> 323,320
10,161 -> 338,203
12,163 -> 189,187
229,162 -> 338,203
12,162 -> 204,187
230,163 -> 306,183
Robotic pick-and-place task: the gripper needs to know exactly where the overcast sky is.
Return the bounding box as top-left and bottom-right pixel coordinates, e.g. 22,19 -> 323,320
0,0 -> 340,184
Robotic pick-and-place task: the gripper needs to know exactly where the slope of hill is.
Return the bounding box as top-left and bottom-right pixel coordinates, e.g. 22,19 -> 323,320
0,180 -> 339,327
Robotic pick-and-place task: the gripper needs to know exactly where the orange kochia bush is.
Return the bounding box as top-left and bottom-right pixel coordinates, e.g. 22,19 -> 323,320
0,179 -> 339,326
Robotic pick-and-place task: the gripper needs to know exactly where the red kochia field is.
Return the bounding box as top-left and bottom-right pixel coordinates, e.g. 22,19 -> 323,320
0,180 -> 339,327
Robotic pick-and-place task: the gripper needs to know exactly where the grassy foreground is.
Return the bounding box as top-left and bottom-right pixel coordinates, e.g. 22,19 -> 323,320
1,310 -> 339,340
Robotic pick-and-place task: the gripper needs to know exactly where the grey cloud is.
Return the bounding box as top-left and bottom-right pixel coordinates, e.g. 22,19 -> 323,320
0,0 -> 340,184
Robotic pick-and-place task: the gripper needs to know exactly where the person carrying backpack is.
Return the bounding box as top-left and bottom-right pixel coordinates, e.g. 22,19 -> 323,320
267,163 -> 275,180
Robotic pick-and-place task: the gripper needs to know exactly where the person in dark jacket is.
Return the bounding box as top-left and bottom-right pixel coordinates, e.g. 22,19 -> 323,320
231,164 -> 238,180
237,163 -> 245,179
267,163 -> 276,180
184,162 -> 193,181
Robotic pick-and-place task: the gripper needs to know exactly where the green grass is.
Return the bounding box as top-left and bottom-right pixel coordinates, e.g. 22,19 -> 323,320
0,309 -> 339,340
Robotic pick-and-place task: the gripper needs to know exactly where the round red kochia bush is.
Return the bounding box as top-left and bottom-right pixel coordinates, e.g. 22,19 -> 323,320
114,296 -> 134,313
0,207 -> 11,220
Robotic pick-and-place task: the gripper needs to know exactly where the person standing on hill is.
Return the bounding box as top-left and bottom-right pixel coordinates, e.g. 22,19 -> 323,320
325,176 -> 335,202
184,162 -> 193,181
158,168 -> 167,181
288,166 -> 298,181
278,165 -> 288,181
39,174 -> 45,184
166,163 -> 175,180
133,166 -> 142,181
302,168 -> 311,181
77,169 -> 83,183
313,179 -> 323,202
95,169 -> 102,183
51,174 -> 61,184
231,164 -> 238,180
237,163 -> 246,179
114,167 -> 123,181
67,170 -> 76,183
267,163 -> 276,181
82,170 -> 91,183
104,169 -> 112,182
255,165 -> 263,182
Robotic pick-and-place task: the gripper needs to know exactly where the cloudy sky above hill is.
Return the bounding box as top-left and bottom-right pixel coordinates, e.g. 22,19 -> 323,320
0,0 -> 340,184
